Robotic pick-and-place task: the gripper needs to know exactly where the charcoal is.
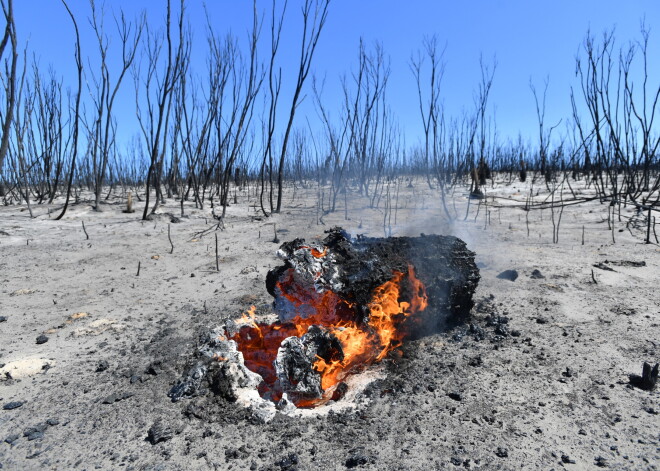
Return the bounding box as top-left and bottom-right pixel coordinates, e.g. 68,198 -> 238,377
530,269 -> 545,279
629,362 -> 658,391
332,382 -> 349,401
495,447 -> 508,458
496,269 -> 518,281
594,456 -> 608,467
101,392 -> 133,404
275,452 -> 299,469
604,260 -> 646,267
275,337 -> 323,402
593,262 -> 615,272
345,449 -> 374,468
170,228 -> 479,413
168,364 -> 208,402
24,424 -> 47,441
302,325 -> 343,364
274,325 -> 344,403
26,431 -> 44,441
145,361 -> 163,376
447,392 -> 462,401
3,401 -> 24,410
36,334 -> 49,345
147,419 -> 173,445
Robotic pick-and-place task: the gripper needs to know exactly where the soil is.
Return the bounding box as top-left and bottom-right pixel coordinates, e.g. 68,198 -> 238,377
0,177 -> 658,470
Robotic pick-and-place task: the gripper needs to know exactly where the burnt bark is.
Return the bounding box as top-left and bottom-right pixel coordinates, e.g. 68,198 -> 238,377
268,227 -> 480,333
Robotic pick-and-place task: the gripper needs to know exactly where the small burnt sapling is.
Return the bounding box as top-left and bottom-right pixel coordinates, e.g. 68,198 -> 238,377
629,362 -> 658,391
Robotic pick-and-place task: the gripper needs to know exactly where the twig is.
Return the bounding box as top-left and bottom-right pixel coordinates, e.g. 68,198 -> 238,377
273,224 -> 279,244
581,225 -> 585,245
81,220 -> 89,240
591,269 -> 597,284
136,261 -> 141,277
215,233 -> 219,272
168,223 -> 174,254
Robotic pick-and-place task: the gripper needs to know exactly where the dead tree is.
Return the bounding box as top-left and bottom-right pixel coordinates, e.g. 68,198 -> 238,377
87,1 -> 143,211
259,0 -> 286,216
410,35 -> 453,218
464,57 -> 495,216
530,76 -> 561,186
273,0 -> 330,213
28,64 -> 66,204
410,35 -> 446,192
55,0 -> 83,220
134,0 -> 186,220
217,0 -> 263,219
575,26 -> 660,220
343,39 -> 389,199
312,75 -> 350,214
0,0 -> 17,196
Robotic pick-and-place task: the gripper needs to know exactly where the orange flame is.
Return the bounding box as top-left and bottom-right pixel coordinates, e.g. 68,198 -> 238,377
298,245 -> 328,258
228,264 -> 427,407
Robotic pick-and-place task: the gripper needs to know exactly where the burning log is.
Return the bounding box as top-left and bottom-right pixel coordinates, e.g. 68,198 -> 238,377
170,227 -> 479,413
268,228 -> 479,331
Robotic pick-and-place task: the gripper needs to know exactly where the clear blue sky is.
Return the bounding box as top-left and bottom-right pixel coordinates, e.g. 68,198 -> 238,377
13,0 -> 660,155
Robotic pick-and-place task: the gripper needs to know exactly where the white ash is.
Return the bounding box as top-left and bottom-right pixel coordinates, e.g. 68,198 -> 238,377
170,322 -> 382,423
277,244 -> 344,294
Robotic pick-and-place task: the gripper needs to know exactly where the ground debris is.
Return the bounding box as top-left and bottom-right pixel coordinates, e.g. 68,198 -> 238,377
275,452 -> 298,470
23,423 -> 47,441
604,259 -> 646,267
345,448 -> 374,468
2,401 -> 24,410
593,262 -> 615,272
496,269 -> 518,281
147,419 -> 174,445
495,447 -> 508,458
101,391 -> 134,404
594,456 -> 609,467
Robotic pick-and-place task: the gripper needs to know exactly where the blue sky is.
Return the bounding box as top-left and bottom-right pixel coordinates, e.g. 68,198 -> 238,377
13,0 -> 660,154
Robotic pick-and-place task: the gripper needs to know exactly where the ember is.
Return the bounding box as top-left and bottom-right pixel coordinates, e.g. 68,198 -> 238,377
225,227 -> 478,408
169,227 -> 479,413
229,264 -> 427,406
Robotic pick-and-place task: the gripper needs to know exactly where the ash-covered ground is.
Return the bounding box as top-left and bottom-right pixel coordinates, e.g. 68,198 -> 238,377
0,179 -> 658,470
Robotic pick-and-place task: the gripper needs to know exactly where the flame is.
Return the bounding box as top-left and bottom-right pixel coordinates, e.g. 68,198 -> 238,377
228,264 -> 428,407
298,245 -> 328,258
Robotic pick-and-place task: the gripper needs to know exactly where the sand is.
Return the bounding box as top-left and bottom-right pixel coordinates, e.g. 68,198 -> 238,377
0,176 -> 658,470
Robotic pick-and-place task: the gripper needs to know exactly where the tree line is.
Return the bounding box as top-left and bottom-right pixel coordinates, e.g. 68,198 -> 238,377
0,0 -> 658,224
